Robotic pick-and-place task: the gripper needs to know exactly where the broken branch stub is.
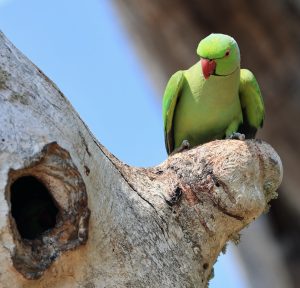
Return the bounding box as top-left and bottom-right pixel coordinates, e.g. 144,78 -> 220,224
114,139 -> 282,285
0,30 -> 282,287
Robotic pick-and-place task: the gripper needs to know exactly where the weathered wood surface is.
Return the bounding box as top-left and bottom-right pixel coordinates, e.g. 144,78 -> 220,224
0,31 -> 282,287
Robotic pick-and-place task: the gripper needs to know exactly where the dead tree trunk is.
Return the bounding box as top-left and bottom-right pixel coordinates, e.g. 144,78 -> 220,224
0,31 -> 282,287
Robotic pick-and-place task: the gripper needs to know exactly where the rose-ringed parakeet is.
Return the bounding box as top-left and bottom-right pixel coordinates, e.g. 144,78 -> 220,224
163,33 -> 264,155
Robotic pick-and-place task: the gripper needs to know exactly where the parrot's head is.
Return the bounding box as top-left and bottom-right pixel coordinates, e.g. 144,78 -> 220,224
197,33 -> 240,79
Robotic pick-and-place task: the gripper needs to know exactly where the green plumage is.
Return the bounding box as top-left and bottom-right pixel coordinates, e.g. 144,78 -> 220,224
163,33 -> 264,155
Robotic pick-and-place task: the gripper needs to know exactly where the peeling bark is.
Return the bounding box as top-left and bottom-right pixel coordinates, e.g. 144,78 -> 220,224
0,31 -> 282,287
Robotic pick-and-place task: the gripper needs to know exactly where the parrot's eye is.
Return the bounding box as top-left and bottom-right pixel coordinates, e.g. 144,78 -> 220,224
225,50 -> 230,57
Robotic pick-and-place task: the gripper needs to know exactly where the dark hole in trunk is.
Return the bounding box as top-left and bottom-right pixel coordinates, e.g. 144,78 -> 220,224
10,176 -> 58,240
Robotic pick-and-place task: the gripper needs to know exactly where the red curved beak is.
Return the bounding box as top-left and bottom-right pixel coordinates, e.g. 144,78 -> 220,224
201,58 -> 216,79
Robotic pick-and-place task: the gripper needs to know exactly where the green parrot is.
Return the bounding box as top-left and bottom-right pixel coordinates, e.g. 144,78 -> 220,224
163,33 -> 264,155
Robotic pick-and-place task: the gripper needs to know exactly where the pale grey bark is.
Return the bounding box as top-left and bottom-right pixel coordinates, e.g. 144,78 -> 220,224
0,31 -> 282,287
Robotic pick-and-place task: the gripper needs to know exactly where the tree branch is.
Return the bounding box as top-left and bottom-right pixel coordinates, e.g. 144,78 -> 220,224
0,31 -> 282,287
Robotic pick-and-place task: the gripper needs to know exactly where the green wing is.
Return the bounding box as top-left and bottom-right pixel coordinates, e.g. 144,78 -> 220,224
238,69 -> 265,138
162,71 -> 184,154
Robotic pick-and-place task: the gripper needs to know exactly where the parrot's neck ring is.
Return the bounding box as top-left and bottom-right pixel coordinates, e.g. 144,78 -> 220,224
212,66 -> 240,77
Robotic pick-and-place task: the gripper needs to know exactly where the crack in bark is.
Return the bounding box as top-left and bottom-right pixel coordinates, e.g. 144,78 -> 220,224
212,200 -> 245,221
107,160 -> 173,247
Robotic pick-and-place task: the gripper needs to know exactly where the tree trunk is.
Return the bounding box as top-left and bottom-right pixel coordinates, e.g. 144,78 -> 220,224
0,31 -> 282,287
112,1 -> 299,286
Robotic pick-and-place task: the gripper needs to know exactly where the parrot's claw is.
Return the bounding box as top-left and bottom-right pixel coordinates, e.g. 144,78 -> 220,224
170,140 -> 190,156
227,132 -> 245,141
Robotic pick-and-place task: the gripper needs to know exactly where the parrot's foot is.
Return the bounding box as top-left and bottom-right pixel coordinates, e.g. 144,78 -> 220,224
227,132 -> 245,141
170,140 -> 190,156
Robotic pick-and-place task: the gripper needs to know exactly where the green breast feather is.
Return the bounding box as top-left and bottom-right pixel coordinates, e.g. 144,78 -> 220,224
162,33 -> 265,155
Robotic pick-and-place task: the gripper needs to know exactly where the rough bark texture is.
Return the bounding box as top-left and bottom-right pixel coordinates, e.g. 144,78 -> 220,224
112,1 -> 299,286
0,31 -> 282,287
